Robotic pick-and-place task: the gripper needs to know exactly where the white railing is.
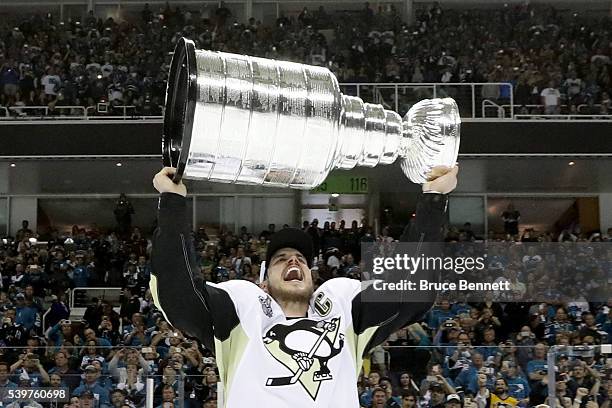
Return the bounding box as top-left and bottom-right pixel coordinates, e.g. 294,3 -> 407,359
41,307 -> 52,331
69,286 -> 122,308
513,114 -> 612,120
85,105 -> 97,117
499,103 -> 612,119
69,287 -> 122,321
577,103 -> 605,114
0,104 -> 164,120
339,82 -> 515,119
116,105 -> 136,117
482,99 -> 505,118
2,83 -> 612,121
5,105 -> 87,118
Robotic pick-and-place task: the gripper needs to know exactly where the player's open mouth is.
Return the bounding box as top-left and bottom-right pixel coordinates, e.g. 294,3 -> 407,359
283,266 -> 303,282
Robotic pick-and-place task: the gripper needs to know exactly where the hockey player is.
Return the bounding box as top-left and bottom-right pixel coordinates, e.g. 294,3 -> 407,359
150,165 -> 458,407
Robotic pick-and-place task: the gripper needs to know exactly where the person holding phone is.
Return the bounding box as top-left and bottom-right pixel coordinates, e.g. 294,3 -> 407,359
9,352 -> 49,387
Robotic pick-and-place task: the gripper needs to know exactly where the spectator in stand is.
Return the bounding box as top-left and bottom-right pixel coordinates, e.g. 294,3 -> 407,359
578,312 -> 604,344
540,80 -> 561,114
110,388 -> 129,408
46,318 -> 75,350
71,253 -> 90,287
48,350 -> 81,391
0,361 -> 17,389
501,361 -> 530,405
474,308 -> 502,344
475,327 -> 499,362
455,352 -> 485,395
14,291 -> 40,331
79,340 -> 106,370
80,327 -> 112,352
401,391 -> 418,408
40,66 -> 61,101
445,394 -> 462,408
15,220 -> 33,242
527,342 -> 548,383
494,340 -> 520,369
371,386 -> 397,408
9,352 -> 50,387
1,60 -> 20,97
114,194 -> 134,237
502,204 -> 520,237
472,372 -> 490,407
156,384 -> 179,408
46,295 -> 70,327
428,382 -> 452,408
428,300 -> 456,330
307,219 -> 321,260
563,71 -> 583,109
490,378 -> 518,407
566,362 -> 601,399
11,263 -> 27,288
73,364 -> 112,406
360,370 -> 382,407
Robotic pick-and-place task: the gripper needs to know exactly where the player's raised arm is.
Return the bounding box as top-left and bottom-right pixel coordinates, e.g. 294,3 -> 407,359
353,166 -> 457,356
150,167 -> 237,352
399,165 -> 457,242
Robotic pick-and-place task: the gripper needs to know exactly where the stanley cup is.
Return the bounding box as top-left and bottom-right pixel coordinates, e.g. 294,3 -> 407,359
163,38 -> 460,188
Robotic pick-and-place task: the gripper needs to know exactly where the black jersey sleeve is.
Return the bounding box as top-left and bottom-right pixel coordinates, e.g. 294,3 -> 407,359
150,193 -> 239,352
352,192 -> 447,357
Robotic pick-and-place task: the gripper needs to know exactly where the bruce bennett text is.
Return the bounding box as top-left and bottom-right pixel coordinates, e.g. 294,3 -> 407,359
372,280 -> 511,292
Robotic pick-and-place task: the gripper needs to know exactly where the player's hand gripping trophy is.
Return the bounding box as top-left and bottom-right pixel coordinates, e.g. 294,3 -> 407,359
162,38 -> 460,189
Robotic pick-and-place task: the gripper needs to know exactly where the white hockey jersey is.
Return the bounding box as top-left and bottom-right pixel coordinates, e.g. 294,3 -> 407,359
150,193 -> 446,407
208,278 -> 363,407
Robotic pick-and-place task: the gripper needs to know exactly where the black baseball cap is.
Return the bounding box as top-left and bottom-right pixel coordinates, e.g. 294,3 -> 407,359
265,228 -> 313,269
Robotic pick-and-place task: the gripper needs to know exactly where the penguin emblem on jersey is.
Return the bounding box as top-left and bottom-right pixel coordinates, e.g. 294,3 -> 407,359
263,317 -> 344,400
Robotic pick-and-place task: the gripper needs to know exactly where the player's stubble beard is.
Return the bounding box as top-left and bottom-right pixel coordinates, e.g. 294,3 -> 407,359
268,274 -> 314,306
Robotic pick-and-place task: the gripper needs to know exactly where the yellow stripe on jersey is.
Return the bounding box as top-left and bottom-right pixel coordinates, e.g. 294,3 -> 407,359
149,275 -> 173,325
344,325 -> 379,377
215,325 -> 250,408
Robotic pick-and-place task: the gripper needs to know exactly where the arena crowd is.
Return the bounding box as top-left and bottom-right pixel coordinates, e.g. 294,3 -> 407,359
1,2 -> 612,408
0,205 -> 610,407
1,2 -> 612,117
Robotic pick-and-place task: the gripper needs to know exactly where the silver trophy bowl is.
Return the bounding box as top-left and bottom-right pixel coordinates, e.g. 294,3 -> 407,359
163,38 -> 460,188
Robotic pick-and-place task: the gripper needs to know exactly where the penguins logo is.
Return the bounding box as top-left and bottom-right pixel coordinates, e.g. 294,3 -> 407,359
263,317 -> 344,400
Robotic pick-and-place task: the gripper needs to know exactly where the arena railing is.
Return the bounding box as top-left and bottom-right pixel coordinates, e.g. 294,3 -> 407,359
1,83 -> 612,121
0,344 -> 609,408
5,105 -> 87,117
0,105 -> 164,121
513,114 -> 612,120
68,286 -> 123,326
340,82 -> 515,119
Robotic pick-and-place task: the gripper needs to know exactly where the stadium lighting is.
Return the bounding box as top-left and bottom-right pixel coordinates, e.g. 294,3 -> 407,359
9,163 -> 16,167
568,161 -> 575,166
116,162 -> 122,167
